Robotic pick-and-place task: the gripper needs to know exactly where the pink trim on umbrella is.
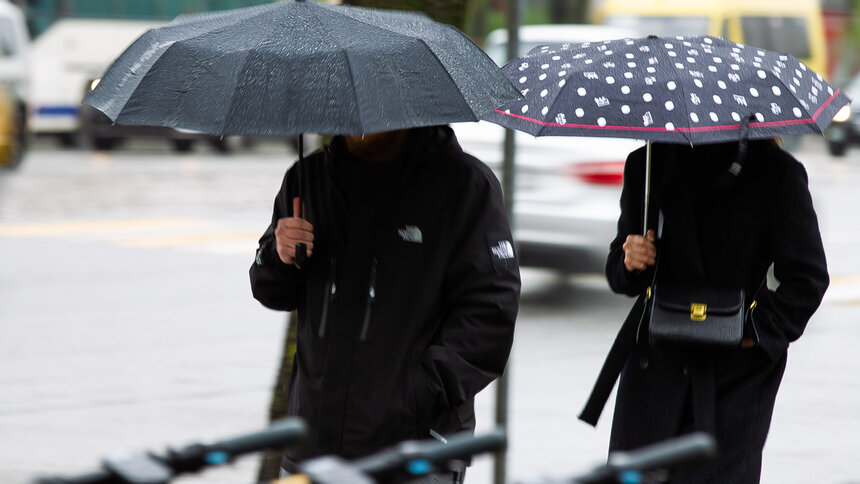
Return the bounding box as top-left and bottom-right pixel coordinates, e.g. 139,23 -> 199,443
494,89 -> 843,134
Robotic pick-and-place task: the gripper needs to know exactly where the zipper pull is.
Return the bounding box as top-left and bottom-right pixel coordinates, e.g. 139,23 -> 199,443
360,258 -> 377,341
317,257 -> 337,338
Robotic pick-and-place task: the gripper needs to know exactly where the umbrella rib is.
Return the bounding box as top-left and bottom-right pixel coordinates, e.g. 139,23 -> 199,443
219,49 -> 254,136
341,49 -> 366,134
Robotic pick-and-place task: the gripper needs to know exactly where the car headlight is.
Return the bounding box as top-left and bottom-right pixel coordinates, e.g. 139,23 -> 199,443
90,78 -> 101,91
833,104 -> 851,123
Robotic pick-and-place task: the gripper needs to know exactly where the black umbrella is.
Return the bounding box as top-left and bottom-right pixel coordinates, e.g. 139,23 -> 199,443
83,0 -> 520,137
483,34 -> 850,232
84,0 -> 520,267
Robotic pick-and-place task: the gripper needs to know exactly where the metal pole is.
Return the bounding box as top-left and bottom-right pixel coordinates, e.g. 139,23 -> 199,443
495,1 -> 520,484
643,140 -> 651,236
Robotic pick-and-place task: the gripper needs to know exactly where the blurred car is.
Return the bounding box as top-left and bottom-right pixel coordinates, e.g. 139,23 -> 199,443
0,0 -> 29,168
80,77 -> 230,152
453,24 -> 643,274
826,72 -> 860,157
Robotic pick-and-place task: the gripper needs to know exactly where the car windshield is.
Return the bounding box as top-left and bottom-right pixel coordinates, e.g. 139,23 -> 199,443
604,15 -> 710,37
741,16 -> 810,60
0,18 -> 16,57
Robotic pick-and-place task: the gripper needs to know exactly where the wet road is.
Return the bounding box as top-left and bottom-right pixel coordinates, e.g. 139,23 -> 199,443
1,137 -> 859,484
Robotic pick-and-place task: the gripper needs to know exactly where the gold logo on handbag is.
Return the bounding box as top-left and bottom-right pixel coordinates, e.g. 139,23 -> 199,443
690,303 -> 707,321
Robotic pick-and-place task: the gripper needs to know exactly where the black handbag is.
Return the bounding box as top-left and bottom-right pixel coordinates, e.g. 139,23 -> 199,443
648,282 -> 745,348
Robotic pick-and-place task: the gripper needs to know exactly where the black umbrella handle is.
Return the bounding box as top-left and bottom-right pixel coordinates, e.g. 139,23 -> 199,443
294,133 -> 307,270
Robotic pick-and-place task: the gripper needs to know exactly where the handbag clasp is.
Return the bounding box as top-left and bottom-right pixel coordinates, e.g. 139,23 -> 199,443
690,303 -> 707,321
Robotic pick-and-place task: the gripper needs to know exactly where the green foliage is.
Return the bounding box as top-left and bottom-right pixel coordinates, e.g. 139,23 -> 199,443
341,0 -> 469,29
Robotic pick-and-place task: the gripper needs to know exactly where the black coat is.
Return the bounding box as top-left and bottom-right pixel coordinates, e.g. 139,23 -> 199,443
249,126 -> 520,463
581,141 -> 828,483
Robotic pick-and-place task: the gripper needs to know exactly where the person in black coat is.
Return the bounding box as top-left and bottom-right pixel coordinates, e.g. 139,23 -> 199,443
579,140 -> 829,483
249,126 -> 520,483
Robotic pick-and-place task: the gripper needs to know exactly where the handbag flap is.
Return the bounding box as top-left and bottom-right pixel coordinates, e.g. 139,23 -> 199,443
653,283 -> 744,315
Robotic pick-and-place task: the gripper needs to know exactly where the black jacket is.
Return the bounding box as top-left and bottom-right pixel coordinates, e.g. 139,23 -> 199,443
250,126 -> 520,462
581,141 -> 829,482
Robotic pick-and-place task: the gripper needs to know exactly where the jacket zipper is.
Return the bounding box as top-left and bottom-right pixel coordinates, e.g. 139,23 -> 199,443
359,258 -> 377,341
318,257 -> 337,338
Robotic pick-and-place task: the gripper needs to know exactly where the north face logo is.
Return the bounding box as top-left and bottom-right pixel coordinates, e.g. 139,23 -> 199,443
491,240 -> 515,260
398,225 -> 423,243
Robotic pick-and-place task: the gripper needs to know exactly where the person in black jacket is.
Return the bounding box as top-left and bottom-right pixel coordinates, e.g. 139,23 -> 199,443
250,125 -> 520,483
579,140 -> 829,483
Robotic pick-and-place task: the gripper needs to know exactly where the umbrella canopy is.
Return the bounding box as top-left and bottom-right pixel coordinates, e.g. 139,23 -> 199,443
83,0 -> 520,136
483,35 -> 849,144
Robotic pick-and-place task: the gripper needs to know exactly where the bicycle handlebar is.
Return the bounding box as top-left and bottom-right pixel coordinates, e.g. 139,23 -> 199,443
573,432 -> 717,484
34,418 -> 307,484
298,429 -> 506,484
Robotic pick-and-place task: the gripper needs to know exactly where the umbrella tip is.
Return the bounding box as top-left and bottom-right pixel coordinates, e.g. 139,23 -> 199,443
647,34 -> 658,39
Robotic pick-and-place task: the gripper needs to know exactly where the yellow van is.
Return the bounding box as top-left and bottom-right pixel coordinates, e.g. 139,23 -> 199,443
590,0 -> 828,77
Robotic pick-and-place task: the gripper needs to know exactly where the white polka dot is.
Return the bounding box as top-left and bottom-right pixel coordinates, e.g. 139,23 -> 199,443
709,112 -> 718,122
732,112 -> 741,121
750,88 -> 759,97
559,79 -> 566,87
772,86 -> 781,96
665,122 -> 675,131
713,57 -> 723,63
539,73 -> 547,81
690,113 -> 700,123
665,43 -> 674,49
621,85 -> 631,94
717,80 -> 727,89
540,89 -> 548,97
708,66 -> 718,72
757,70 -> 767,79
731,64 -> 740,70
541,64 -> 550,69
606,76 -> 616,84
675,63 -> 685,69
755,113 -> 764,122
627,62 -> 637,68
647,67 -> 657,73
558,70 -> 567,77
605,50 -> 613,55
694,79 -> 703,88
521,105 -> 529,113
665,101 -> 675,111
577,87 -> 586,96
519,76 -> 527,83
597,117 -> 607,127
541,106 -> 549,115
552,56 -> 561,61
686,57 -> 696,63
713,95 -> 722,104
668,51 -> 678,57
643,93 -> 653,102
667,81 -> 677,90
624,72 -> 634,79
793,107 -> 803,117
575,108 -> 585,117
626,53 -> 635,59
621,105 -> 631,114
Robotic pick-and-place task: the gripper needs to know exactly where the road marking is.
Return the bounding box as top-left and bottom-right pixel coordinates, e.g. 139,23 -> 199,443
0,218 -> 204,237
115,231 -> 261,248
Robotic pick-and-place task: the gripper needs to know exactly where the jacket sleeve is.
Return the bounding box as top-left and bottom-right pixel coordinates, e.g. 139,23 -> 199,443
756,156 -> 829,357
606,147 -> 655,296
249,167 -> 303,312
420,161 -> 521,411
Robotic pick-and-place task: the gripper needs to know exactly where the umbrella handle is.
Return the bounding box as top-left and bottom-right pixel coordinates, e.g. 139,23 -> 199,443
295,243 -> 307,269
294,134 -> 307,270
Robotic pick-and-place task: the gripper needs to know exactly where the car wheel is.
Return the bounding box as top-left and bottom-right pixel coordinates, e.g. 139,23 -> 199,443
828,140 -> 848,157
92,137 -> 119,151
172,139 -> 194,152
57,132 -> 80,148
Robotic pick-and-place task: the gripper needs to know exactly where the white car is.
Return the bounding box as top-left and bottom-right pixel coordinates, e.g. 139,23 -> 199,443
453,24 -> 643,273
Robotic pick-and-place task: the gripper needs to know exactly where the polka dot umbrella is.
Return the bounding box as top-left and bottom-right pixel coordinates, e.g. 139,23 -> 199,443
483,34 -> 850,232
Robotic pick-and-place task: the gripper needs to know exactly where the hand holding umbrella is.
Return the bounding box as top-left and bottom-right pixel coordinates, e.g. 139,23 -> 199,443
275,197 -> 314,268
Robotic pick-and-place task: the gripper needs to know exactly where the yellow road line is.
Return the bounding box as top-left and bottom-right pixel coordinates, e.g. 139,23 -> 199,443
0,218 -> 206,237
114,231 -> 261,248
